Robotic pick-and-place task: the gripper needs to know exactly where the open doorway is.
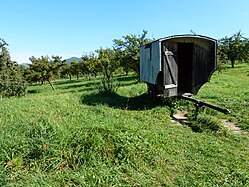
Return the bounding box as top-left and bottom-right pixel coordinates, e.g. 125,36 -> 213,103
177,43 -> 194,94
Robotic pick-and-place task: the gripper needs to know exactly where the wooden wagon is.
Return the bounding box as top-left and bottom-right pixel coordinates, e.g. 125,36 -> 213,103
140,34 -> 217,98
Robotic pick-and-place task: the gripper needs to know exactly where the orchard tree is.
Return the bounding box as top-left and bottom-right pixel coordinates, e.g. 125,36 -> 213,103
0,39 -> 11,81
70,60 -> 81,80
0,38 -> 27,97
218,31 -> 249,68
113,30 -> 152,75
51,55 -> 63,64
60,63 -> 73,80
96,48 -> 120,93
81,52 -> 101,80
25,56 -> 63,90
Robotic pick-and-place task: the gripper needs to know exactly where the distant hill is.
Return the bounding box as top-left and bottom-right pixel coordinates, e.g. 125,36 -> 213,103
19,63 -> 30,68
65,57 -> 81,64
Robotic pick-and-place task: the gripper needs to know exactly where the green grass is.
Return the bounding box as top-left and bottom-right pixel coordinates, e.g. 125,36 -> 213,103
195,63 -> 249,130
0,65 -> 249,186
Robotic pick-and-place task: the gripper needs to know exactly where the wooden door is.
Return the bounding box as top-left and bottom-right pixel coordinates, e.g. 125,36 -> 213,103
163,50 -> 178,97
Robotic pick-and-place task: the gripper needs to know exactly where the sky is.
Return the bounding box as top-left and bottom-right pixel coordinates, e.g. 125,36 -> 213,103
1,0 -> 249,64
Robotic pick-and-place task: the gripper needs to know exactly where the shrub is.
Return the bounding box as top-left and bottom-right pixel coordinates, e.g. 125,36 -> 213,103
0,80 -> 27,98
98,77 -> 119,94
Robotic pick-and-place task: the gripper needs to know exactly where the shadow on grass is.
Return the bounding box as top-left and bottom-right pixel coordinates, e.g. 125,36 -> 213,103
80,92 -> 163,110
27,89 -> 40,94
116,75 -> 138,82
54,79 -> 83,85
62,87 -> 97,94
185,122 -> 203,133
59,81 -> 100,90
226,66 -> 246,69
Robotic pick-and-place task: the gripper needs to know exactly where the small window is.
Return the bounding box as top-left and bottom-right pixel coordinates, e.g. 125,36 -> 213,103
145,44 -> 152,61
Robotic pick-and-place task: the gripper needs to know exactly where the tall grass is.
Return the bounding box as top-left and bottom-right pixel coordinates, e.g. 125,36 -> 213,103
0,66 -> 248,186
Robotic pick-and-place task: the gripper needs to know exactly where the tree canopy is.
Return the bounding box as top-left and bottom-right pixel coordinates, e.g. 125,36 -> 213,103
218,31 -> 249,68
25,56 -> 63,90
113,30 -> 152,75
81,52 -> 100,80
96,48 -> 120,93
0,38 -> 27,97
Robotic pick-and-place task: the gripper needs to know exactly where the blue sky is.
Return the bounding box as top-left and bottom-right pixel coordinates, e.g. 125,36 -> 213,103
1,0 -> 249,64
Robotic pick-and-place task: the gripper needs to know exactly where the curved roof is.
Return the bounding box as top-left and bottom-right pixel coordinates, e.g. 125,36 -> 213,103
157,34 -> 217,43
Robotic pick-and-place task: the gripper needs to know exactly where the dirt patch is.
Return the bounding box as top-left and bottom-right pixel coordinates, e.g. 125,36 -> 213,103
170,110 -> 188,126
170,111 -> 242,134
221,119 -> 241,133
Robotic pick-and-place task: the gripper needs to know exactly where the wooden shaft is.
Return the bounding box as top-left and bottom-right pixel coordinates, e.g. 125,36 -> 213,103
180,95 -> 230,114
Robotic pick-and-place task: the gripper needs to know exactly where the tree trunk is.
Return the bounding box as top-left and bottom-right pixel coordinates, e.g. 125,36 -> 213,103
48,80 -> 56,90
231,60 -> 235,68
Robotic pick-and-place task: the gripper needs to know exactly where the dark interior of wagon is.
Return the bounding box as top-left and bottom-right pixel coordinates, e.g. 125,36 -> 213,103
177,43 -> 194,94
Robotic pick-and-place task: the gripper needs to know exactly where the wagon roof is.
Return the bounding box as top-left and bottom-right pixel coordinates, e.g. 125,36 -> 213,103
156,34 -> 217,43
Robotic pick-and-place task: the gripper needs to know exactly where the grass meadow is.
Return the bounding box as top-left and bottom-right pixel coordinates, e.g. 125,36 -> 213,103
0,64 -> 248,186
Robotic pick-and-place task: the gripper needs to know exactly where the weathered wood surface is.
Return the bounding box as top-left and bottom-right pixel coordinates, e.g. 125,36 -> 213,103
140,35 -> 217,97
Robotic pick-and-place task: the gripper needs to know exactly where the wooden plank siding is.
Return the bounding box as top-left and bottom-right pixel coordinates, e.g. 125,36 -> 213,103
140,41 -> 161,85
140,35 -> 217,97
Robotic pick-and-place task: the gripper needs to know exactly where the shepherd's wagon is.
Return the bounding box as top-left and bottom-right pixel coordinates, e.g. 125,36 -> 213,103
140,34 -> 217,98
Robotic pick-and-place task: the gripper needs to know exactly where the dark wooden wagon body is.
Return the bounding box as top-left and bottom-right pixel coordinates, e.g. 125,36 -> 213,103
140,34 -> 217,97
